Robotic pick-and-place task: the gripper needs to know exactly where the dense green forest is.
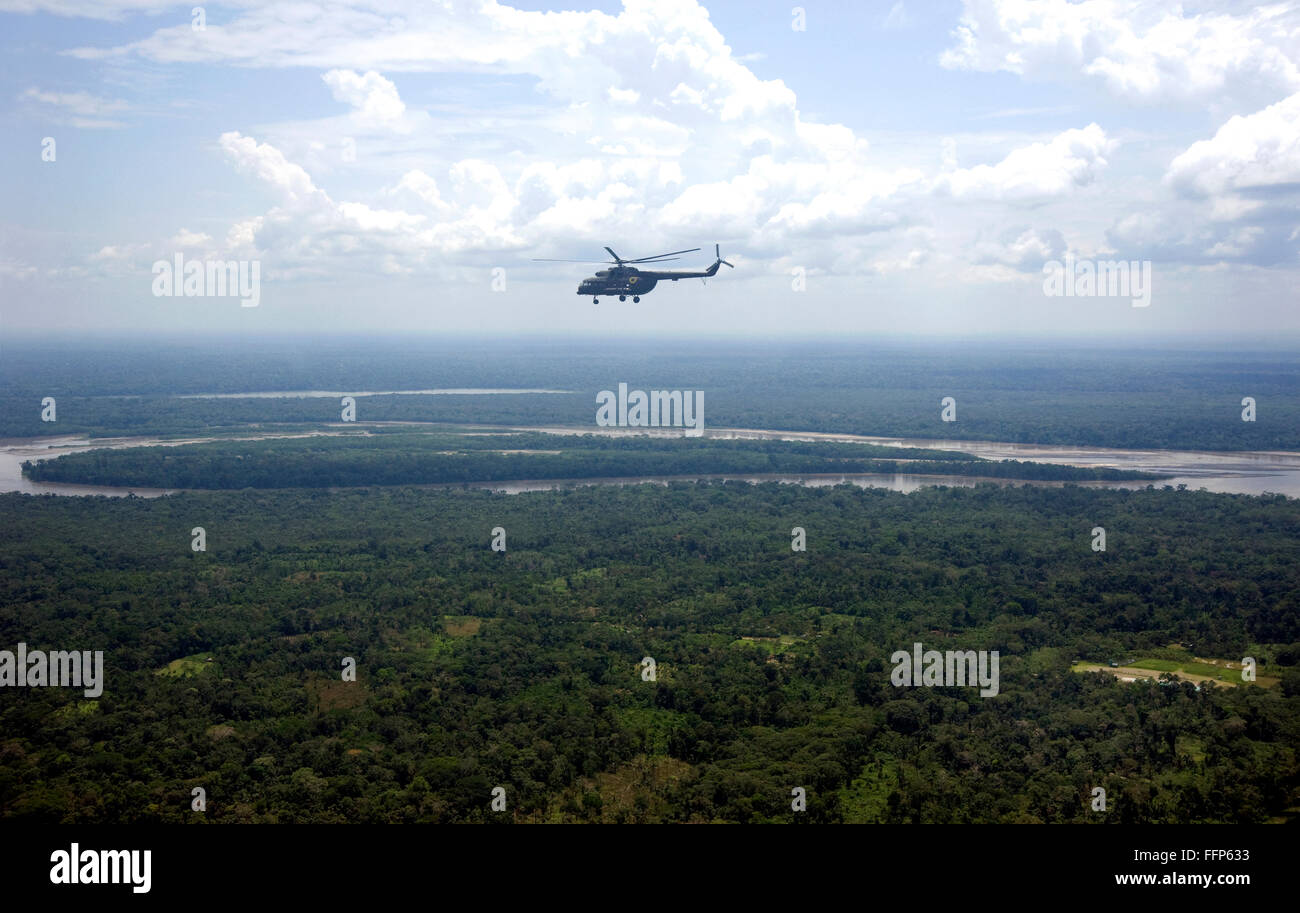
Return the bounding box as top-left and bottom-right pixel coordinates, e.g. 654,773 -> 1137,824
3,338 -> 1297,824
3,337 -> 1297,450
22,432 -> 1161,488
2,482 -> 1296,823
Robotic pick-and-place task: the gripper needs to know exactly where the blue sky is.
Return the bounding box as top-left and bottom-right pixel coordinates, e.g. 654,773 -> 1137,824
2,1 -> 1298,338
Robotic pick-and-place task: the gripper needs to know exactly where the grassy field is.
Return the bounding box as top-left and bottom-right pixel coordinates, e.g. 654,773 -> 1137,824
731,634 -> 802,656
156,652 -> 216,678
1072,655 -> 1280,688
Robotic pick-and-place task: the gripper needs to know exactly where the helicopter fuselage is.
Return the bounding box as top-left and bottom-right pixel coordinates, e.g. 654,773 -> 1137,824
537,243 -> 731,302
577,262 -> 720,297
578,268 -> 656,297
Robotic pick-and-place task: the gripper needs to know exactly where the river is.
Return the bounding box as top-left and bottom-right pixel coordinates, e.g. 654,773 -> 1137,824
3,426 -> 1299,498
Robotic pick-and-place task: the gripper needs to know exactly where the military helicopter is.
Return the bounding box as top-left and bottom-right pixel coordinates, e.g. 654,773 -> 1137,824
533,244 -> 733,304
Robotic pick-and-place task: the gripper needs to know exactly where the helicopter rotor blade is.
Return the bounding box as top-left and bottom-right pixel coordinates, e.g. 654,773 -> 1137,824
628,247 -> 700,263
533,244 -> 707,265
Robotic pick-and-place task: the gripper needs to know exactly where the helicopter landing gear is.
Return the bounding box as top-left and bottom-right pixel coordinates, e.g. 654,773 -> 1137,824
633,296 -> 640,303
593,297 -> 599,304
619,295 -> 626,301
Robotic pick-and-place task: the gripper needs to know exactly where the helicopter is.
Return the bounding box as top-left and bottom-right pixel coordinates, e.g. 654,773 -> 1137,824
533,244 -> 733,304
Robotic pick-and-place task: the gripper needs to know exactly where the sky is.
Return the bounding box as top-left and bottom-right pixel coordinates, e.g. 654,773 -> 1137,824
1,0 -> 1298,339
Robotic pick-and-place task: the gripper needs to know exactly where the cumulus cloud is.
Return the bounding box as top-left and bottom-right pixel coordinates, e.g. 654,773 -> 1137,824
1166,92 -> 1300,198
932,124 -> 1115,201
941,0 -> 1300,105
973,227 -> 1068,271
321,69 -> 406,128
44,0 -> 935,276
1135,91 -> 1300,266
32,0 -> 1297,286
391,170 -> 449,212
215,130 -> 546,272
1105,198 -> 1296,267
219,132 -> 326,209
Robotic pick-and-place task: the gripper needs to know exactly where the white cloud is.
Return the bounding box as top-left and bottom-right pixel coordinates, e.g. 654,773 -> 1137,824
22,87 -> 125,115
941,0 -> 1300,105
1104,195 -> 1295,267
35,1 -> 1293,284
594,115 -> 691,157
0,257 -> 40,280
1166,91 -> 1300,197
1204,226 -> 1266,258
321,69 -> 406,128
39,1 -> 936,276
214,131 -> 544,270
392,170 -> 449,211
21,87 -> 127,127
169,228 -> 212,248
1127,91 -> 1300,266
90,242 -> 148,261
219,131 -> 325,209
973,226 -> 1067,270
932,124 -> 1115,201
